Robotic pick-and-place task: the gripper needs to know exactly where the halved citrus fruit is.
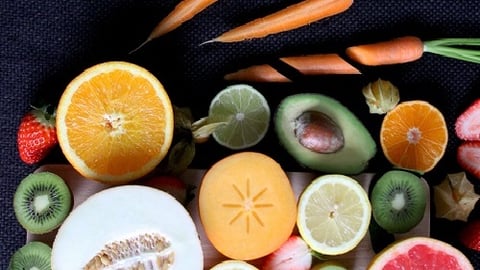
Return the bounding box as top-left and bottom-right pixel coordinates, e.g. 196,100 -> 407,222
210,260 -> 259,270
380,100 -> 448,173
208,84 -> 270,150
56,61 -> 174,184
368,237 -> 473,269
198,152 -> 297,260
297,174 -> 371,255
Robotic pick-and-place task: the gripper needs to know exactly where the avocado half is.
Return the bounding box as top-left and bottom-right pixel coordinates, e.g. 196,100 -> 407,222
274,93 -> 376,174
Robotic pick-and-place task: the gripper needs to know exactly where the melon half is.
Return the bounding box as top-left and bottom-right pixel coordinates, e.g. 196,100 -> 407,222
51,185 -> 203,269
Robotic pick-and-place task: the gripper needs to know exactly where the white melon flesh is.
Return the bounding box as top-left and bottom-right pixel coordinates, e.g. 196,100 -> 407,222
51,185 -> 203,269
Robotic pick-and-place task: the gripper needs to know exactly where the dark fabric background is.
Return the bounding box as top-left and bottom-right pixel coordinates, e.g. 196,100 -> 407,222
2,0 -> 480,268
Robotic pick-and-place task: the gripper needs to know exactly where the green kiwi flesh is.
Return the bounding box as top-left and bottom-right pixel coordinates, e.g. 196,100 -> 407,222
8,241 -> 51,270
370,170 -> 426,234
14,171 -> 72,234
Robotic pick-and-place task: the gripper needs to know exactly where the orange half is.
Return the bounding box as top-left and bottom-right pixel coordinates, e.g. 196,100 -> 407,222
56,61 -> 174,184
380,100 -> 448,173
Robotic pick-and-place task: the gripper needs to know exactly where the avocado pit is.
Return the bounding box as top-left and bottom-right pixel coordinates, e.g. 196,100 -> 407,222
274,93 -> 377,174
295,111 -> 344,153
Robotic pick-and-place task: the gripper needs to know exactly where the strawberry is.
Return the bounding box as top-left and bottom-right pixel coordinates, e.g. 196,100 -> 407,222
459,219 -> 480,251
455,98 -> 480,141
261,235 -> 312,270
138,175 -> 189,204
17,105 -> 57,165
457,141 -> 480,180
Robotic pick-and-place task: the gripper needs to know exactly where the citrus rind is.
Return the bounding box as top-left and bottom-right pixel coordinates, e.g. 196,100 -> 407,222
368,237 -> 473,270
380,100 -> 448,174
210,260 -> 259,270
209,84 -> 270,150
56,61 -> 174,184
297,174 -> 371,255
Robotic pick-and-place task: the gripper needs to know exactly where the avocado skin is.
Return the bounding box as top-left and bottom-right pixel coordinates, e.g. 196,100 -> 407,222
274,93 -> 376,174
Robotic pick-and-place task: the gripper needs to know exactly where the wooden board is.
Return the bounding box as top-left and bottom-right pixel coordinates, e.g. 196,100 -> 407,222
27,164 -> 430,269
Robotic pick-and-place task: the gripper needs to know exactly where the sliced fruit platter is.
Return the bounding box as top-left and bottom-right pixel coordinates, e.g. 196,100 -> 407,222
27,164 -> 430,269
7,1 -> 480,269
10,63 -> 480,269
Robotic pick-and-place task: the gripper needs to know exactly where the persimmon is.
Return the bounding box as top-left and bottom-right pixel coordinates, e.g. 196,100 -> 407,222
198,152 -> 297,260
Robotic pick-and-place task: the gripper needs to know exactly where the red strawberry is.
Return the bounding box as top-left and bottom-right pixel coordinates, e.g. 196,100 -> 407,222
262,235 -> 312,270
17,105 -> 57,165
455,99 -> 480,141
139,175 -> 189,204
457,141 -> 480,180
459,219 -> 480,251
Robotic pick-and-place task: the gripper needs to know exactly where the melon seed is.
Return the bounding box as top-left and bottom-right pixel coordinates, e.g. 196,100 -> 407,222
84,233 -> 174,269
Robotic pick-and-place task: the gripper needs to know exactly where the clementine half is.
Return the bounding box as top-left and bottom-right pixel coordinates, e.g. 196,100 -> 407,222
380,100 -> 448,173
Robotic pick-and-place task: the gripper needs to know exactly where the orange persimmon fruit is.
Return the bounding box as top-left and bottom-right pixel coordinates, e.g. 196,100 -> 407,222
198,152 -> 297,260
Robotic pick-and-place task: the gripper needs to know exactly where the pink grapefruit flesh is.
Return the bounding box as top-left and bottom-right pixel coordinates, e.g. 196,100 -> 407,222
368,237 -> 473,270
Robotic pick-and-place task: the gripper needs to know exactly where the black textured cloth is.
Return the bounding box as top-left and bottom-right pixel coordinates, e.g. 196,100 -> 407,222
2,0 -> 480,268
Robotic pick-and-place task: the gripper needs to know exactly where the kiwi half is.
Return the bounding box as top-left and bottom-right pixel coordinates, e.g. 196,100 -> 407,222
13,172 -> 72,234
8,241 -> 51,270
370,170 -> 426,234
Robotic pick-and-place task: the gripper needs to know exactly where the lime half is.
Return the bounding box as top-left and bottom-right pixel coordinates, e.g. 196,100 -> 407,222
208,84 -> 270,150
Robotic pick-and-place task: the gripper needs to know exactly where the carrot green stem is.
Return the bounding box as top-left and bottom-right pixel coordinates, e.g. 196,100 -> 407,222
423,38 -> 480,64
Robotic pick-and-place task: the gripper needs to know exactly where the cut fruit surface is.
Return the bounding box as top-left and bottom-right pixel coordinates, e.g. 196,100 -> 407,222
368,237 -> 473,269
455,98 -> 480,141
56,61 -> 174,184
380,100 -> 448,173
261,235 -> 312,270
9,241 -> 52,270
208,84 -> 270,149
311,261 -> 347,270
198,152 -> 297,260
209,260 -> 259,270
370,170 -> 427,234
51,185 -> 203,269
274,93 -> 376,174
297,174 -> 371,255
13,172 -> 72,234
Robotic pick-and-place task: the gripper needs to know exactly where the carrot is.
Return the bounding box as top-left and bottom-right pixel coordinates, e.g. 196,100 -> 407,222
346,36 -> 480,66
281,53 -> 361,75
207,0 -> 353,43
345,36 -> 425,66
131,0 -> 218,53
224,64 -> 291,82
224,53 -> 361,82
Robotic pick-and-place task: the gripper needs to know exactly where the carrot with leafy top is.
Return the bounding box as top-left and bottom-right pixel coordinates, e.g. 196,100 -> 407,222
346,36 -> 480,65
224,53 -> 361,82
207,0 -> 353,43
131,0 -> 218,53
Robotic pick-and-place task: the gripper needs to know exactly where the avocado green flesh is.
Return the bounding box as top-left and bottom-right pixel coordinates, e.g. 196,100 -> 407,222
274,93 -> 376,174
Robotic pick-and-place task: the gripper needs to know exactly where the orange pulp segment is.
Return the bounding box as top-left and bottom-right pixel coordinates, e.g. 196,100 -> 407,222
198,152 -> 297,260
56,61 -> 174,184
380,100 -> 448,173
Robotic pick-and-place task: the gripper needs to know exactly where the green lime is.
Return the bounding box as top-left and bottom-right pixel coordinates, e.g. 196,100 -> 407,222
208,84 -> 270,149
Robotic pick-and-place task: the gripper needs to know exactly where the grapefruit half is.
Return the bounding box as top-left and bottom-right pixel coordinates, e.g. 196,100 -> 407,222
368,237 -> 473,269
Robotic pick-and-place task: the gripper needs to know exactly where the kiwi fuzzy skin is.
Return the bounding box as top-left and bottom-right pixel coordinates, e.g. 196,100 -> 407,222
370,170 -> 427,234
13,172 -> 72,234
